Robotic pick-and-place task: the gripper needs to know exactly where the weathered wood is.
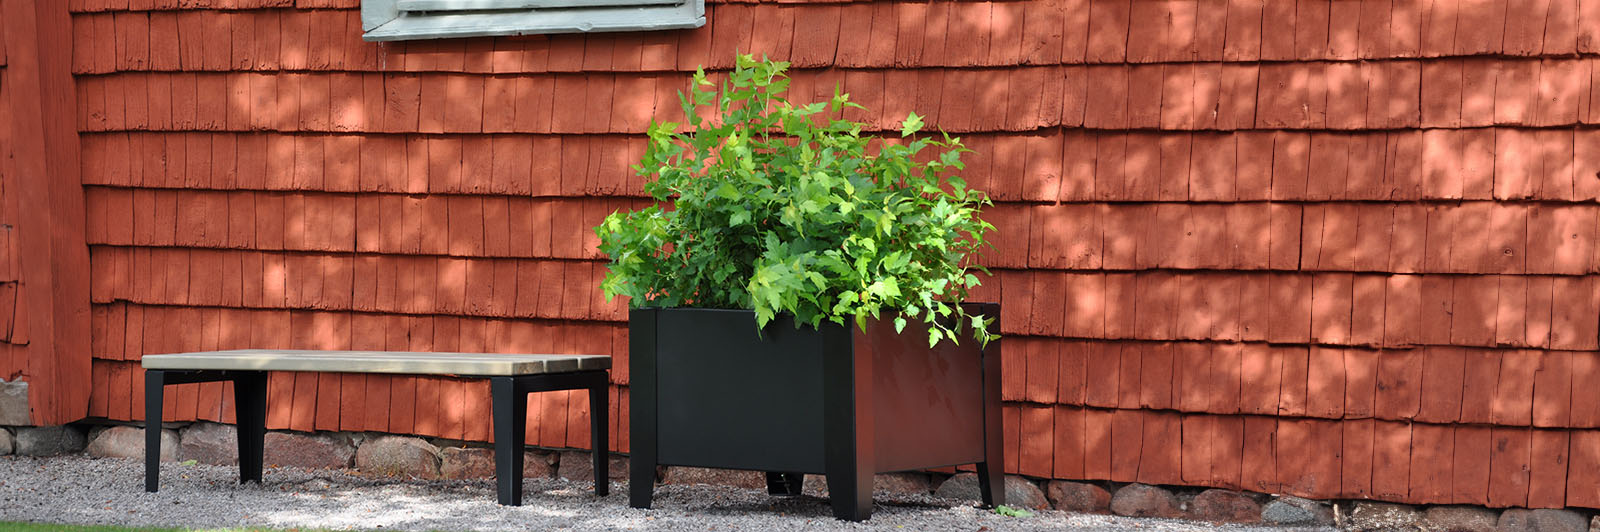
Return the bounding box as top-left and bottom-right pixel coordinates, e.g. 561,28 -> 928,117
143,349 -> 612,376
1,0 -> 91,425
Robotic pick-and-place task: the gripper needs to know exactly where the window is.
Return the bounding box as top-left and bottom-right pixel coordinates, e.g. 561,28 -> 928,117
361,0 -> 704,41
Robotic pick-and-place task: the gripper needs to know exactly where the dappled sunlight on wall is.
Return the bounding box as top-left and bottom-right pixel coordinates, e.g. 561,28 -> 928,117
53,0 -> 1600,510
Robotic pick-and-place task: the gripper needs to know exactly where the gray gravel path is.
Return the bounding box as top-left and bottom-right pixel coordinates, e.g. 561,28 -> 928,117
0,455 -> 1335,531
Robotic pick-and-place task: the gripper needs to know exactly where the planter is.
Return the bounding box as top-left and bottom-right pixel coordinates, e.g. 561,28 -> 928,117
627,303 -> 1003,521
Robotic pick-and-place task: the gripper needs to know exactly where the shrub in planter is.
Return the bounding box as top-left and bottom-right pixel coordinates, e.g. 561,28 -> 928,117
597,55 -> 1002,521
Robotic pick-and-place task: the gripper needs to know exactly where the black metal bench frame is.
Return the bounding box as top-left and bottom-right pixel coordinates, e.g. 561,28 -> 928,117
143,368 -> 610,505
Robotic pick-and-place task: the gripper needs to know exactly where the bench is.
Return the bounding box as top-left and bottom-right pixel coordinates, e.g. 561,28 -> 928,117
140,349 -> 611,506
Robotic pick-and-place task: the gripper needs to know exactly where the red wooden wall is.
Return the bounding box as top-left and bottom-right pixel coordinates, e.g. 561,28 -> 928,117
59,0 -> 1600,510
3,0 -> 94,426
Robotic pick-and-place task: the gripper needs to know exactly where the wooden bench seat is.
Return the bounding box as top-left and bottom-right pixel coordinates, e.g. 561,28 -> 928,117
141,349 -> 611,506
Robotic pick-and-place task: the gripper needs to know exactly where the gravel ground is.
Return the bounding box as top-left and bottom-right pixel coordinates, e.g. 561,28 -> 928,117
0,454 -> 1335,531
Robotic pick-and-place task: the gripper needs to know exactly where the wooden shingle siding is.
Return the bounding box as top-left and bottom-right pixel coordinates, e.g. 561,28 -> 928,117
65,0 -> 1600,509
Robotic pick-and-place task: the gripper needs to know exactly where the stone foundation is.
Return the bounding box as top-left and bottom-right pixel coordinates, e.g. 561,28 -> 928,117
29,421 -> 1598,530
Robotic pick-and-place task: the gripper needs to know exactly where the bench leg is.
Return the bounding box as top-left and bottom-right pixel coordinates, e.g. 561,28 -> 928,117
144,370 -> 165,493
234,372 -> 268,484
977,335 -> 1005,509
492,377 -> 526,506
589,383 -> 608,496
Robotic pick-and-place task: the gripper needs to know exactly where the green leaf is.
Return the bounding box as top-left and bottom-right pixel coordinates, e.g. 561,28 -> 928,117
994,505 -> 1033,518
894,316 -> 907,333
589,55 -> 993,345
899,111 -> 924,137
180,459 -> 198,466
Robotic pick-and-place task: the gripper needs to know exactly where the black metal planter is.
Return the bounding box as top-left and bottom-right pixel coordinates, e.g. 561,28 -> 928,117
628,303 -> 1004,521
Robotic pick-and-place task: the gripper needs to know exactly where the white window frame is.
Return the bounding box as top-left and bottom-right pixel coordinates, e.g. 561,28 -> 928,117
361,0 -> 704,42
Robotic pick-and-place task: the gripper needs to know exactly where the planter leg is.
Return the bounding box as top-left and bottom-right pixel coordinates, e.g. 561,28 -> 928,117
629,309 -> 657,510
823,325 -> 872,521
977,461 -> 1004,509
824,466 -> 871,521
766,472 -> 804,496
627,442 -> 655,509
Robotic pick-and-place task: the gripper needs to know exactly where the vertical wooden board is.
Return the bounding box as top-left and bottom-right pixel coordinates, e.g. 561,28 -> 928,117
1277,346 -> 1309,417
1269,204 -> 1305,269
1304,419 -> 1344,499
1529,429 -> 1570,508
1019,405 -> 1054,478
1116,343 -> 1142,409
1241,416 -> 1278,493
1238,275 -> 1271,343
1206,415 -> 1243,489
339,373 -> 365,433
1209,343 -> 1243,415
1306,347 -> 1346,419
289,371 -> 319,432
1516,205 -> 1593,274
1109,407 -> 1142,482
1451,425 -> 1491,505
1267,273 -> 1311,344
389,375 -> 417,437
1001,336 -> 1028,402
415,376 -> 445,438
1551,276 -> 1600,350
1389,205 -> 1426,273
460,379 -> 492,443
1057,340 -> 1089,406
1082,408 -> 1113,480
1175,342 -> 1212,413
1572,352 -> 1600,428
1084,341 -> 1119,407
93,361 -> 115,420
1053,406 -> 1085,479
538,384 -> 570,448
1274,419 -> 1310,496
1494,349 -> 1537,426
1409,423 -> 1454,504
1416,346 -> 1465,423
1564,430 -> 1600,508
364,374 -> 391,434
1384,275 -> 1422,347
1526,277 -> 1555,348
1239,343 -> 1281,416
314,372 -> 341,432
1449,276 -> 1497,346
1310,273 -> 1353,345
611,386 -> 624,453
1371,420 -> 1413,500
1024,337 -> 1058,404
1375,348 -> 1423,420
1137,412 -> 1181,486
1180,415 -> 1214,485
1496,275 -> 1531,347
1003,404 -> 1021,474
1489,427 -> 1532,507
1137,342 -> 1174,410
1531,350 -> 1573,428
116,363 -> 135,422
1342,418 -> 1375,498
1350,275 -> 1386,347
1459,348 -> 1501,424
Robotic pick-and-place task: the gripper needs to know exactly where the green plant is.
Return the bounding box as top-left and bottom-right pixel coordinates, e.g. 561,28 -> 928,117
993,505 -> 1034,517
595,55 -> 995,346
